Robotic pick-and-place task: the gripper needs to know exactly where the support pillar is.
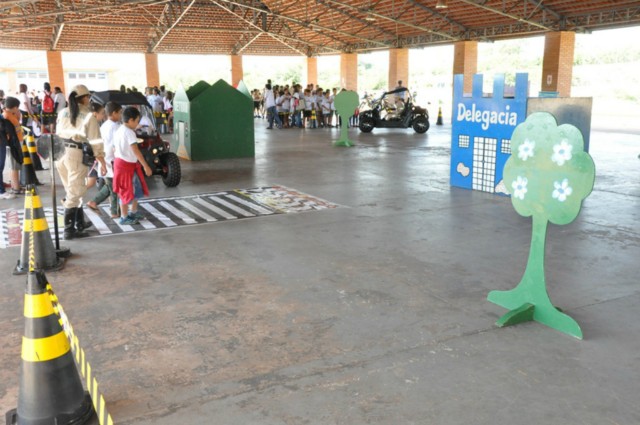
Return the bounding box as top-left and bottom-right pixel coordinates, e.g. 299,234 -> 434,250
230,54 -> 243,87
46,50 -> 65,93
388,48 -> 409,91
453,41 -> 478,94
340,53 -> 357,92
306,56 -> 317,85
541,31 -> 575,97
144,53 -> 160,88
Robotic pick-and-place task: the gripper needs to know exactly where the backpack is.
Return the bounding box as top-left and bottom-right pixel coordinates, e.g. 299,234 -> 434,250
42,92 -> 55,114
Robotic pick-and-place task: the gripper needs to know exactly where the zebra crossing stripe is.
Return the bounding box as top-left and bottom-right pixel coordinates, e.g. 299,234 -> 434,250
227,193 -> 275,215
2,187 -> 340,246
194,196 -> 250,219
206,196 -> 254,217
158,201 -> 197,224
138,203 -> 178,227
199,197 -> 238,220
175,199 -> 218,221
85,207 -> 113,234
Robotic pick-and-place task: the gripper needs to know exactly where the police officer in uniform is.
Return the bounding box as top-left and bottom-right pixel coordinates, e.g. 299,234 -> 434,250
55,85 -> 105,239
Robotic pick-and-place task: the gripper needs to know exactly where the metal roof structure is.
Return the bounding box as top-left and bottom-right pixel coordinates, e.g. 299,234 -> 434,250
1,0 -> 639,56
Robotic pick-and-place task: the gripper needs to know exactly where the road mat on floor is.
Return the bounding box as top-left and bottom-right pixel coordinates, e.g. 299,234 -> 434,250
0,185 -> 339,248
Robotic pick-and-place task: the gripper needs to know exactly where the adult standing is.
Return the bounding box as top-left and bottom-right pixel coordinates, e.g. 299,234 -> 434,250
56,84 -> 105,239
17,83 -> 38,128
264,83 -> 281,129
53,87 -> 66,114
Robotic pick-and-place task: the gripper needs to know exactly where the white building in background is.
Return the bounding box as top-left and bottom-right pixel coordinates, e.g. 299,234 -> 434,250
0,67 -> 111,95
66,70 -> 109,91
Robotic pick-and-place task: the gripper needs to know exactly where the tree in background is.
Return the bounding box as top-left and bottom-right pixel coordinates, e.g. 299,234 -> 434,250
488,112 -> 595,339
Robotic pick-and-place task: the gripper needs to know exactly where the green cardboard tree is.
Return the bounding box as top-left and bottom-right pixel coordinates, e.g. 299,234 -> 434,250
333,90 -> 359,147
488,112 -> 595,339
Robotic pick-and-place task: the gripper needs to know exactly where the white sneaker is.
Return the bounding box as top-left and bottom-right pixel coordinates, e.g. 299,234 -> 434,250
0,192 -> 16,200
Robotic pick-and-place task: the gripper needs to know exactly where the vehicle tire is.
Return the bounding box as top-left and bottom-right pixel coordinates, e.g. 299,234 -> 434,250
161,152 -> 181,187
359,116 -> 374,133
412,115 -> 429,134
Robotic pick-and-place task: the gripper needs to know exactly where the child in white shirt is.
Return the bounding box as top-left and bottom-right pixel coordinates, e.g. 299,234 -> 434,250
112,107 -> 153,225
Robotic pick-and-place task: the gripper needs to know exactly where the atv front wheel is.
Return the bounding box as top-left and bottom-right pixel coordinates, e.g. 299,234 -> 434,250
412,116 -> 430,134
359,116 -> 374,133
161,152 -> 181,187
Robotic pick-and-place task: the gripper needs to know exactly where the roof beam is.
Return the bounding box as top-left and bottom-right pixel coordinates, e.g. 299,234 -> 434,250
213,0 -> 390,48
148,0 -> 197,52
454,0 -> 554,31
50,0 -> 65,50
316,0 -> 459,41
210,0 -> 338,54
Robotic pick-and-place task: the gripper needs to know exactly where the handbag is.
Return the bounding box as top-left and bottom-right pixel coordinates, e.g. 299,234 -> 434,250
81,142 -> 96,167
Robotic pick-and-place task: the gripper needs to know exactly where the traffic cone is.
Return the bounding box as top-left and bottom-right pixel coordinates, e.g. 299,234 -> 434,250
14,188 -> 65,275
19,138 -> 39,187
5,270 -> 94,425
25,130 -> 45,171
436,106 -> 443,125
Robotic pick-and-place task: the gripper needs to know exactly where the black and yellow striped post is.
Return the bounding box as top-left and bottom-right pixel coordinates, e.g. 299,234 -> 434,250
19,128 -> 40,187
436,106 -> 443,126
5,270 -> 94,425
14,188 -> 65,275
25,129 -> 45,171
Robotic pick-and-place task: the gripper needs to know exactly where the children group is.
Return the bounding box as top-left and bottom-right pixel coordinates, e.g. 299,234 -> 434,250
1,83 -> 155,239
252,82 -> 359,130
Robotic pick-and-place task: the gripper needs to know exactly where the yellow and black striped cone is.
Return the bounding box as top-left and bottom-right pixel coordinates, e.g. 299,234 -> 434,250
5,270 -> 94,425
14,188 -> 65,275
19,140 -> 39,187
436,106 -> 443,125
26,131 -> 44,171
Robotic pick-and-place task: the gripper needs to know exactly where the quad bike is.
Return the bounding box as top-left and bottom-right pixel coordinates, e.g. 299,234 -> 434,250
90,90 -> 181,187
358,87 -> 430,134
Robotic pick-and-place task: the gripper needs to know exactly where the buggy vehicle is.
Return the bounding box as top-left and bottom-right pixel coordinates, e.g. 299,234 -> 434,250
90,90 -> 181,187
358,87 -> 429,134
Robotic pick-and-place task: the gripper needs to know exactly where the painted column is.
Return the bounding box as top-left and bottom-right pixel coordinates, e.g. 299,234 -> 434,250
46,50 -> 65,93
453,41 -> 478,94
230,54 -> 243,87
145,53 -> 160,88
541,31 -> 575,97
306,56 -> 318,85
340,53 -> 357,91
388,48 -> 409,91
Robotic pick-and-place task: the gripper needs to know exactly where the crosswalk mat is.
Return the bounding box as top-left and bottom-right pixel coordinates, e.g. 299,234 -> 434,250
0,185 -> 340,248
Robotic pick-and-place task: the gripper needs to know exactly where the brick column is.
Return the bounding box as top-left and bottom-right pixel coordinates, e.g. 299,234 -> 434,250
145,53 -> 160,88
306,56 -> 317,85
46,50 -> 65,93
541,31 -> 575,97
340,53 -> 358,91
230,54 -> 243,87
453,41 -> 477,94
388,48 -> 409,91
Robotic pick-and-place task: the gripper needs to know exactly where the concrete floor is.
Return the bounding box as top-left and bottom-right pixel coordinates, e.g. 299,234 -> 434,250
1,121 -> 639,424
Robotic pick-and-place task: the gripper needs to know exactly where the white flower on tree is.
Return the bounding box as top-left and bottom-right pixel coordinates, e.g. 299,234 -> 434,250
511,176 -> 528,200
551,139 -> 573,166
518,138 -> 535,161
552,178 -> 573,202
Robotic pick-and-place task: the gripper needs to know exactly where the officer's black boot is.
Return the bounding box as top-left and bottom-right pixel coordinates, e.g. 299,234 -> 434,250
75,207 -> 93,232
64,208 -> 89,239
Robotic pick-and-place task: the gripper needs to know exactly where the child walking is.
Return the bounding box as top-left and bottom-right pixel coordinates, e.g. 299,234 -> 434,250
112,107 -> 153,225
86,102 -> 121,218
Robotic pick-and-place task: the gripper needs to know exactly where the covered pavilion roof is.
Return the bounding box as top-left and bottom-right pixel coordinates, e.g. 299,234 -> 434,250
1,0 -> 639,56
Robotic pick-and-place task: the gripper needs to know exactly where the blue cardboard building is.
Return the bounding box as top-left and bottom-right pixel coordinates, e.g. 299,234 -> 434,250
450,73 -> 528,194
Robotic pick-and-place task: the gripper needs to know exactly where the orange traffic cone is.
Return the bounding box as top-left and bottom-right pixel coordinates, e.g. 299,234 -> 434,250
14,187 -> 65,275
5,270 -> 94,425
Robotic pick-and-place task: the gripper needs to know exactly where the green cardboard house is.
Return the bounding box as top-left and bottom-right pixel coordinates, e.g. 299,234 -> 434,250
172,79 -> 255,160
